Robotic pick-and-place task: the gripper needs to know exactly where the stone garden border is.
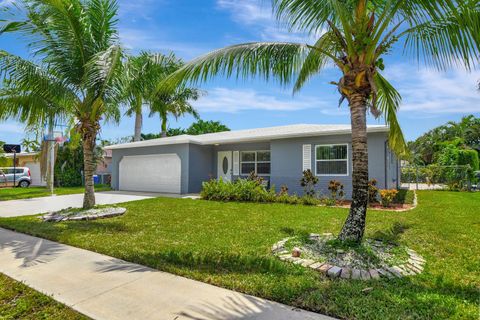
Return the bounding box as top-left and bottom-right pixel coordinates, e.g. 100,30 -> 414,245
272,234 -> 425,280
40,207 -> 126,222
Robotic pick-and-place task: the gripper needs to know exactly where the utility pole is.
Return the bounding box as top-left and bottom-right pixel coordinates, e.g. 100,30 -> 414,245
46,118 -> 55,194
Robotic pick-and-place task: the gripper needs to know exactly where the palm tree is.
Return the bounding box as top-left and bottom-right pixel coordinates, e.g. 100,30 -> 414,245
0,0 -> 124,209
164,0 -> 479,242
123,52 -> 183,141
0,74 -> 70,193
149,88 -> 202,137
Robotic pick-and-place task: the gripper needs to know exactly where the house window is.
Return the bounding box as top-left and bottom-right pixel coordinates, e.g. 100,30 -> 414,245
241,151 -> 271,175
315,144 -> 348,176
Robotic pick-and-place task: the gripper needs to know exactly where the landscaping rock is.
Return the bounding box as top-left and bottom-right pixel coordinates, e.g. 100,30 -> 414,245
318,264 -> 333,274
369,269 -> 380,280
377,268 -> 394,279
327,266 -> 342,278
272,235 -> 424,282
41,207 -> 126,222
308,262 -> 324,270
300,259 -> 316,267
387,266 -> 403,278
340,267 -> 351,279
351,269 -> 361,280
360,270 -> 371,280
308,233 -> 320,240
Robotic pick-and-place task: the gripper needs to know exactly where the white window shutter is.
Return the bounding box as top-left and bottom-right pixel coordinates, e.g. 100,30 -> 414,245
233,151 -> 240,175
302,144 -> 311,171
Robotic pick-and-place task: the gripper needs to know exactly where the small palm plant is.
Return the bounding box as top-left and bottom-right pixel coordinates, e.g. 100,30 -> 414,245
164,0 -> 479,242
0,0 -> 124,209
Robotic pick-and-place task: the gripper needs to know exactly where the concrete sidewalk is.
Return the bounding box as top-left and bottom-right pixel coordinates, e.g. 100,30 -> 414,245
0,228 -> 334,320
0,191 -> 158,217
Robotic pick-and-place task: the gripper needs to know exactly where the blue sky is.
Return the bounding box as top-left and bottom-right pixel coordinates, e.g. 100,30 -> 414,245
0,0 -> 479,145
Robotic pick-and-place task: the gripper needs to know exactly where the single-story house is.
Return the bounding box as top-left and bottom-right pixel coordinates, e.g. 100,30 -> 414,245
5,152 -> 46,186
105,124 -> 400,198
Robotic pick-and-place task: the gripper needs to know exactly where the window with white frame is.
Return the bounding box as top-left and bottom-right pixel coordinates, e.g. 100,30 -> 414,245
315,144 -> 348,176
240,151 -> 271,175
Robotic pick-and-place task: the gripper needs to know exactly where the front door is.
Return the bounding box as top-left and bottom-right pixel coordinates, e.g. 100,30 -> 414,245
217,151 -> 232,182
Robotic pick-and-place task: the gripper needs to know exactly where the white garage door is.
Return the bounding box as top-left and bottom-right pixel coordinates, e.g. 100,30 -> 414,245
119,154 -> 181,193
24,162 -> 46,186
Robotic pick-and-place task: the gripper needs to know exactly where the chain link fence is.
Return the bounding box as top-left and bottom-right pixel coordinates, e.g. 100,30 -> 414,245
401,165 -> 478,191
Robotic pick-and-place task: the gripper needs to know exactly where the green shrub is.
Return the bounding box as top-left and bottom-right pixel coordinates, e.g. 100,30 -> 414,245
300,196 -> 320,206
379,189 -> 399,207
393,189 -> 415,205
300,169 -> 318,196
201,178 -> 275,203
328,180 -> 345,202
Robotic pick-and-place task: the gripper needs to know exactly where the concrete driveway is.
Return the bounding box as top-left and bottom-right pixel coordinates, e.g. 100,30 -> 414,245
0,191 -> 160,217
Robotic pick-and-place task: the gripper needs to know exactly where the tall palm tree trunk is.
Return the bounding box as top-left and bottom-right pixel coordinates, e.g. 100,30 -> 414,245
339,93 -> 369,243
82,122 -> 97,209
160,113 -> 167,137
133,106 -> 143,142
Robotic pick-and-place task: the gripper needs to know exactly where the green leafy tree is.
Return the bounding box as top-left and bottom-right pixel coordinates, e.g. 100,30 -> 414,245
0,141 -> 10,166
186,120 -> 230,135
0,0 -> 124,208
164,0 -> 479,242
409,115 -> 480,165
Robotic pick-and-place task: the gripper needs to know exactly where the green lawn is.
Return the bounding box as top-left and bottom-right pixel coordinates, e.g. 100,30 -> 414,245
0,273 -> 87,319
0,191 -> 478,319
0,185 -> 111,201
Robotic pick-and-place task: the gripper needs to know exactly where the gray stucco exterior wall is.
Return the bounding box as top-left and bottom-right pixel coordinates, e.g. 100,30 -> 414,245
269,132 -> 392,197
188,144 -> 214,193
110,131 -> 398,197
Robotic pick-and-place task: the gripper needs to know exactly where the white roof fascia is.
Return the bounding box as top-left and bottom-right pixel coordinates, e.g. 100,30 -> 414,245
105,125 -> 389,150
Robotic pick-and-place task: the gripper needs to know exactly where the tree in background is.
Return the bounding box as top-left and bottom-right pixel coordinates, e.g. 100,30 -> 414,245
0,141 -> 11,167
164,0 -> 479,242
123,52 -> 183,141
409,115 -> 480,166
149,88 -> 202,137
186,120 -> 230,135
140,120 -> 230,140
1,0 -> 124,209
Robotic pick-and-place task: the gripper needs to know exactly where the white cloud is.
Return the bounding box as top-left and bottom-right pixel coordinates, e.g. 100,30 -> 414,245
216,0 -> 316,43
384,64 -> 480,115
191,87 -> 342,114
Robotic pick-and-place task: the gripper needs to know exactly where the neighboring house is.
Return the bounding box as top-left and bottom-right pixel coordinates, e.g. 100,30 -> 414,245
96,149 -> 112,174
106,124 -> 401,197
5,152 -> 46,186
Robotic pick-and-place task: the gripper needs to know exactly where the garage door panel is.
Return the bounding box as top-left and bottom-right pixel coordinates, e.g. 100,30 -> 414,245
119,154 -> 181,193
24,162 -> 46,186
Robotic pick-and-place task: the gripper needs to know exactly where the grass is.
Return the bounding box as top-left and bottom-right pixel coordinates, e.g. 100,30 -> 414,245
394,189 -> 415,204
0,185 -> 111,201
0,273 -> 87,319
0,191 -> 478,319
